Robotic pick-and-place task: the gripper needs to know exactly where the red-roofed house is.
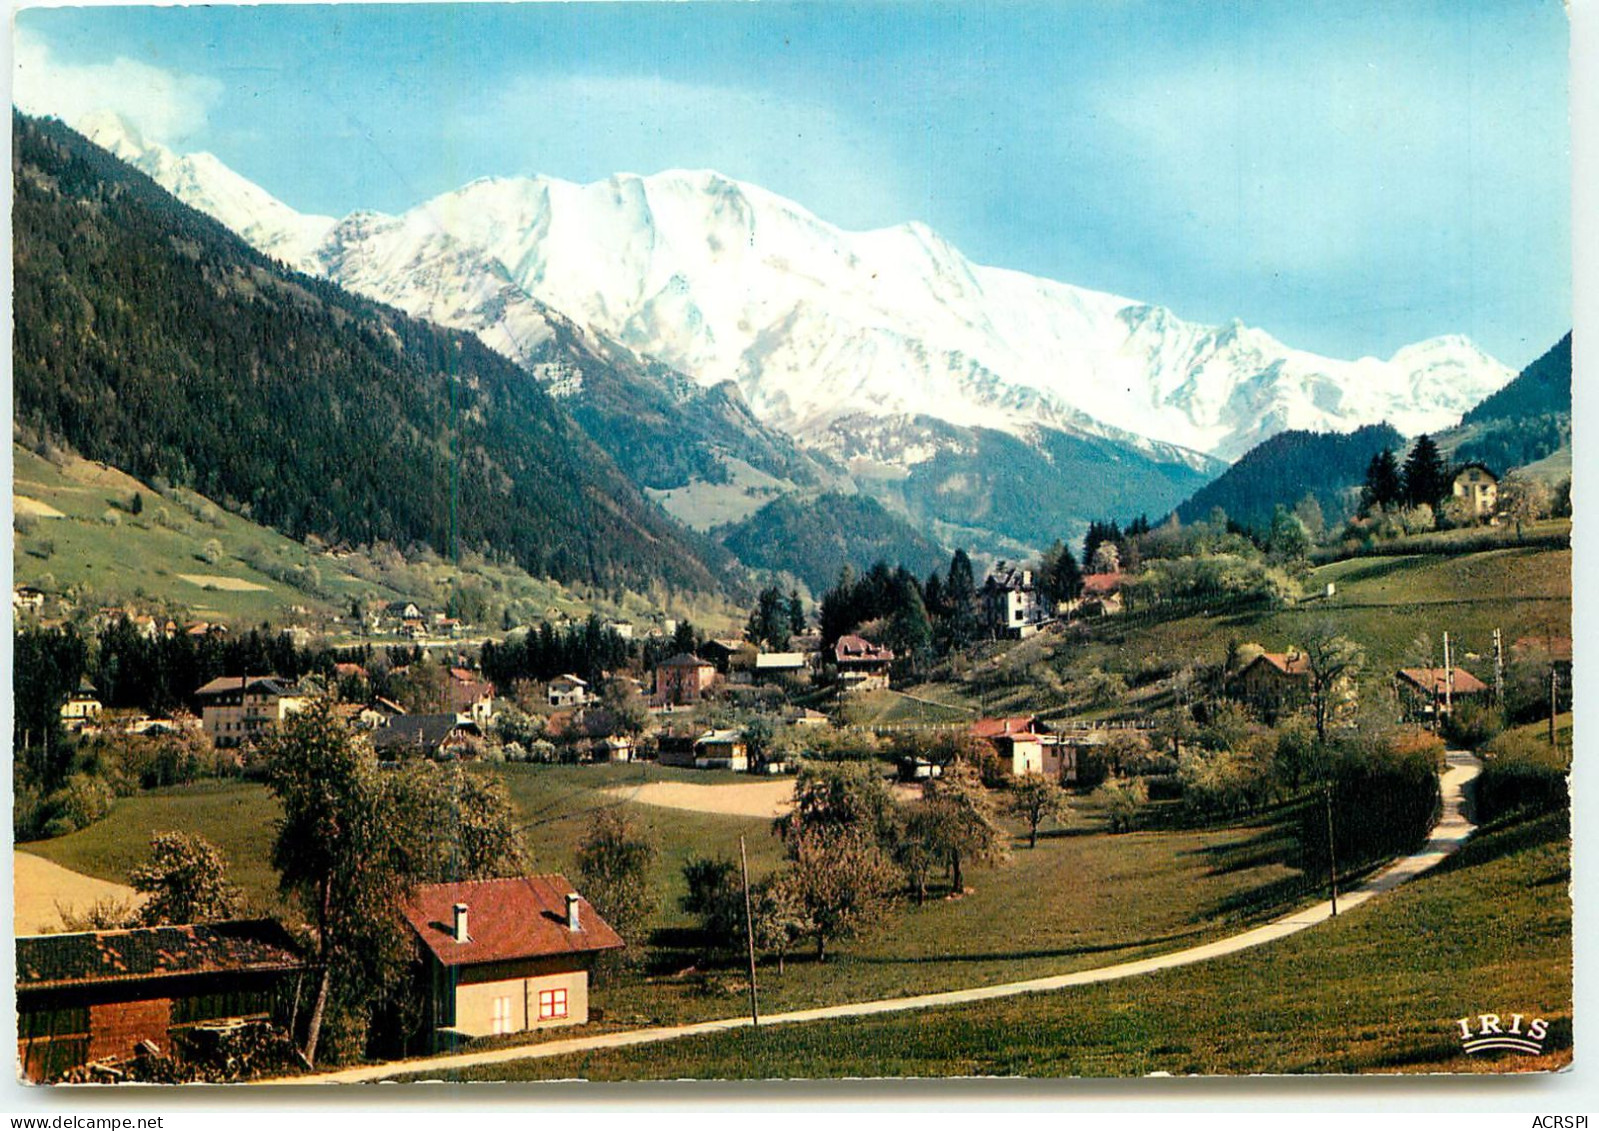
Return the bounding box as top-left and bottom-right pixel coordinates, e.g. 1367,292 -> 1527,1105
1231,651 -> 1313,721
973,716 -> 1048,776
400,875 -> 623,1042
833,635 -> 894,693
446,668 -> 496,727
1395,667 -> 1490,723
1074,572 -> 1126,616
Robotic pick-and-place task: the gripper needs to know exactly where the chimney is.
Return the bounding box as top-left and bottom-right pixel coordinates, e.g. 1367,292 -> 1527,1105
566,893 -> 581,932
452,902 -> 469,943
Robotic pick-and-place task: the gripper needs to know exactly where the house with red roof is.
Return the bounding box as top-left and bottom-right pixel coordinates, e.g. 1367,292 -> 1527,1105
832,634 -> 894,694
1394,666 -> 1490,724
399,875 -> 623,1043
1230,651 -> 1313,721
973,716 -> 1049,777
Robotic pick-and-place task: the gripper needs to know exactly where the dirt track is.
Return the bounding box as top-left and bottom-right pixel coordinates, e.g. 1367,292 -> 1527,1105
605,779 -> 795,818
14,851 -> 143,935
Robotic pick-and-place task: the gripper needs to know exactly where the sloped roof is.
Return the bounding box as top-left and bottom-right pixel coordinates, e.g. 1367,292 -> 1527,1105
983,564 -> 1034,591
658,652 -> 715,669
193,675 -> 296,698
1245,652 -> 1313,678
972,716 -> 1040,739
754,652 -> 806,669
1396,668 -> 1490,696
401,875 -> 623,968
17,920 -> 302,992
549,673 -> 588,687
371,714 -> 479,753
1079,572 -> 1125,596
834,635 -> 894,663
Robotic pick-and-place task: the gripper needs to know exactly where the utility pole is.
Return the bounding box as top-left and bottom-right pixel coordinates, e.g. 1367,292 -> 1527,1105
1442,631 -> 1454,717
1493,628 -> 1505,707
1550,665 -> 1559,747
739,835 -> 760,1028
1324,782 -> 1339,916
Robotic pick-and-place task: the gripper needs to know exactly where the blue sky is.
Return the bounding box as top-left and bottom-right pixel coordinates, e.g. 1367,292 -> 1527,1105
13,1 -> 1571,368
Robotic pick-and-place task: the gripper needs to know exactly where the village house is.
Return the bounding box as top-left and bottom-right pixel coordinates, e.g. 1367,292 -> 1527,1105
693,729 -> 749,771
785,706 -> 831,727
595,735 -> 635,764
1074,572 -> 1126,617
1394,667 -> 1490,724
16,920 -> 304,1083
753,651 -> 809,685
399,875 -> 622,1044
701,638 -> 747,674
447,667 -> 496,727
546,673 -> 590,709
371,715 -> 482,760
59,681 -> 104,732
654,653 -> 718,706
603,620 -> 635,641
1230,651 -> 1313,722
832,634 -> 895,694
973,716 -> 1050,777
981,563 -> 1053,638
194,676 -> 307,749
384,600 -> 423,623
13,586 -> 46,615
1452,463 -> 1499,520
656,732 -> 699,768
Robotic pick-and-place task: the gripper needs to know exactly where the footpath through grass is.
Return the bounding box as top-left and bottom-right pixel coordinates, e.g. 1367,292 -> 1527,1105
412,804 -> 1572,1079
22,763 -> 1313,1033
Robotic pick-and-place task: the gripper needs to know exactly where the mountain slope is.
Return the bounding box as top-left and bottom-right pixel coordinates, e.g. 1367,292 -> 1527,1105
1173,424 -> 1405,531
1460,333 -> 1571,425
717,493 -> 947,595
12,112 -> 734,598
69,114 -> 1511,466
1440,332 -> 1572,478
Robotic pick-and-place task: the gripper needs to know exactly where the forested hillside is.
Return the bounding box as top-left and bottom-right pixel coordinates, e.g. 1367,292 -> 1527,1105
1445,333 -> 1572,474
12,113 -> 733,597
1173,424 -> 1405,531
717,492 -> 947,594
1461,334 -> 1571,425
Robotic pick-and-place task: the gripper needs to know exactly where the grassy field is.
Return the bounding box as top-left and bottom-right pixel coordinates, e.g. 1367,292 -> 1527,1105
22,761 -> 1314,1030
404,803 -> 1573,1080
12,445 -> 369,623
12,443 -> 741,633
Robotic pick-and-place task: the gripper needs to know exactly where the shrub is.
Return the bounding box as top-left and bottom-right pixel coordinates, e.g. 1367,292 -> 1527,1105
1299,732 -> 1439,876
1095,776 -> 1148,833
1441,701 -> 1503,751
1475,730 -> 1569,824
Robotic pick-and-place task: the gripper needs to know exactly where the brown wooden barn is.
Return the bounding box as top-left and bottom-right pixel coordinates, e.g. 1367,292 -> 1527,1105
16,920 -> 304,1082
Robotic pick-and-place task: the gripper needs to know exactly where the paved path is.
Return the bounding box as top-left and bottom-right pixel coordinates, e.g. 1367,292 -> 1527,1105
288,753 -> 1481,1085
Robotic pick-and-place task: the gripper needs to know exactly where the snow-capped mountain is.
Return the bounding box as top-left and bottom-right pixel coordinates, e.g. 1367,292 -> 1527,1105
77,112 -> 336,275
73,111 -> 1512,465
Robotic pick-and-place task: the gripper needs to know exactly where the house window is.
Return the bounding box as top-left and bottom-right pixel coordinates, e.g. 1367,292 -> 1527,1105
538,987 -> 568,1020
491,995 -> 513,1035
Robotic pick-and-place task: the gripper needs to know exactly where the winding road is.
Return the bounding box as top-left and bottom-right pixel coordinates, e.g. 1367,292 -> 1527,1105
284,752 -> 1481,1085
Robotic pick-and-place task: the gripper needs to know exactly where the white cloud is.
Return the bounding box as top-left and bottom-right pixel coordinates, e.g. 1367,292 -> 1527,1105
13,27 -> 223,144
